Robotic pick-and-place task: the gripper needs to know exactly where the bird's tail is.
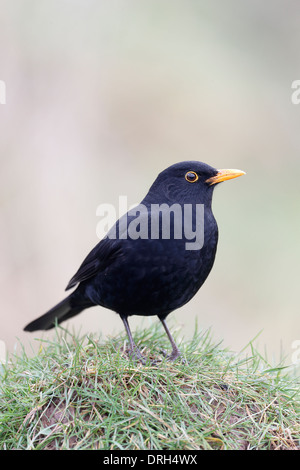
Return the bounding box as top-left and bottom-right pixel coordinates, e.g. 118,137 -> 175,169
24,292 -> 93,332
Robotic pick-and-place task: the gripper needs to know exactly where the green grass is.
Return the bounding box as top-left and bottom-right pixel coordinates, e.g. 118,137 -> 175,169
0,324 -> 299,450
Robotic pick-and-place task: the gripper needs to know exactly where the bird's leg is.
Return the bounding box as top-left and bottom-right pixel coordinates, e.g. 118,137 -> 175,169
160,318 -> 183,362
120,315 -> 146,364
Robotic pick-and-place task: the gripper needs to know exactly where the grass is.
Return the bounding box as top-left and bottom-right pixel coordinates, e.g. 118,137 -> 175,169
0,324 -> 299,450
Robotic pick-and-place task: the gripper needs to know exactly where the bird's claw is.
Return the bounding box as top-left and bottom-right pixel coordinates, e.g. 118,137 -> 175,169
160,348 -> 186,363
127,347 -> 147,364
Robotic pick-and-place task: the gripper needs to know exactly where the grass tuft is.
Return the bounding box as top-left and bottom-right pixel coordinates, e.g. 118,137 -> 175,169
0,325 -> 299,450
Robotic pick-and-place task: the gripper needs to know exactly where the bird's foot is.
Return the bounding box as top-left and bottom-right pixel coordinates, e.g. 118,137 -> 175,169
161,348 -> 186,363
127,347 -> 147,364
124,346 -> 160,366
129,351 -> 161,366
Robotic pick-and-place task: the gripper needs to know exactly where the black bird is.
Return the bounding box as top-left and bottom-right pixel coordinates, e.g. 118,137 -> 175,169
24,161 -> 245,362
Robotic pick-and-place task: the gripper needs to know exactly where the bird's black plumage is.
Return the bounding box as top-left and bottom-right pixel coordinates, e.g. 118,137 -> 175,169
24,161 -> 245,361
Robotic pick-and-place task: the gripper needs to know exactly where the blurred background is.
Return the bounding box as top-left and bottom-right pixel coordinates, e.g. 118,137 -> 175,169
1,0 -> 300,367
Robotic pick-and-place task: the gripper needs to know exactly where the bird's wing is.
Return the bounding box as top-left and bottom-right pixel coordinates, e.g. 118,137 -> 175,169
66,207 -> 152,290
65,235 -> 123,290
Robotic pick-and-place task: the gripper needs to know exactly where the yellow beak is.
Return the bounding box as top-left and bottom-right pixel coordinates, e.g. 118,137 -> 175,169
206,168 -> 246,186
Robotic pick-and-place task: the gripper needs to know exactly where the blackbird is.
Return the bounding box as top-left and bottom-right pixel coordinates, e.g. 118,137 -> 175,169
24,161 -> 245,362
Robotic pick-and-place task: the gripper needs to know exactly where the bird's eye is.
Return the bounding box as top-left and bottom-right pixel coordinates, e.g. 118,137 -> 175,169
185,171 -> 199,183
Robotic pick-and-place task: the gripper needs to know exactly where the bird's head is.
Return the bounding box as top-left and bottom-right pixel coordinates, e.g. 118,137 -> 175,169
143,161 -> 245,206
